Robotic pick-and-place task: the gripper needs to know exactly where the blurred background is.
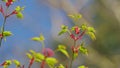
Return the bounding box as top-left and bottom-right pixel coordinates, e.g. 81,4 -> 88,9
0,0 -> 120,68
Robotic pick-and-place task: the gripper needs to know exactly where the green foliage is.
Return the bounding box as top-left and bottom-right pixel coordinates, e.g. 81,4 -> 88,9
58,25 -> 68,35
32,34 -> 45,42
12,60 -> 21,67
81,24 -> 96,40
86,31 -> 96,40
78,65 -> 86,68
3,31 -> 12,37
86,27 -> 96,40
15,6 -> 24,19
16,12 -> 24,19
15,6 -> 24,12
26,50 -> 44,62
0,60 -> 22,68
35,53 -> 44,62
79,43 -> 88,56
55,64 -> 65,68
73,52 -> 78,59
46,57 -> 58,68
68,14 -> 82,20
2,0 -> 7,2
5,60 -> 12,66
57,45 -> 69,58
2,31 -> 12,41
87,27 -> 95,33
26,53 -> 32,59
81,24 -> 87,31
78,65 -> 88,68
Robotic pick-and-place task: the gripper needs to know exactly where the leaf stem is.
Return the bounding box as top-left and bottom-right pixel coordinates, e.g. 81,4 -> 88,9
70,40 -> 76,68
41,41 -> 45,49
0,16 -> 7,47
0,7 -> 9,47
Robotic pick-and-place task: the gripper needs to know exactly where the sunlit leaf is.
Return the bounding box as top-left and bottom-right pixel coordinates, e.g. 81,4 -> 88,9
46,57 -> 58,68
81,24 -> 87,31
57,64 -> 65,68
58,25 -> 68,35
57,45 -> 69,58
12,60 -> 20,67
68,14 -> 82,19
2,0 -> 7,2
34,53 -> 44,62
73,53 -> 78,59
75,14 -> 82,19
86,32 -> 96,40
86,26 -> 96,40
15,6 -> 24,12
61,25 -> 68,29
2,0 -> 16,2
32,34 -> 45,42
58,29 -> 68,35
16,12 -> 23,19
5,60 -> 12,66
15,6 -> 21,12
78,65 -> 86,68
26,53 -> 32,59
31,37 -> 40,42
79,43 -> 88,55
39,34 -> 45,41
87,27 -> 95,33
3,31 -> 12,37
60,49 -> 69,58
58,45 -> 66,49
12,0 -> 16,2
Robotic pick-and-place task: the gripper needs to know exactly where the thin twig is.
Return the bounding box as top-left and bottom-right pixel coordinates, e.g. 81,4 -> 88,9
0,16 -> 7,47
70,40 -> 76,68
0,7 -> 9,47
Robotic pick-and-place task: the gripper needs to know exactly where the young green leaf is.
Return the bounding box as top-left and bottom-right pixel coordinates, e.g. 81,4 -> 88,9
79,44 -> 88,56
5,60 -> 12,66
81,24 -> 87,31
78,65 -> 86,68
87,27 -> 95,33
46,57 -> 58,68
12,60 -> 20,67
16,12 -> 23,19
3,31 -> 12,37
39,34 -> 45,41
68,14 -> 82,19
58,45 -> 66,49
15,6 -> 24,12
31,34 -> 45,42
34,53 -> 44,62
58,25 -> 68,35
57,64 -> 65,68
26,53 -> 33,59
57,45 -> 69,58
73,53 -> 78,60
86,32 -> 96,40
2,0 -> 7,2
31,37 -> 40,42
